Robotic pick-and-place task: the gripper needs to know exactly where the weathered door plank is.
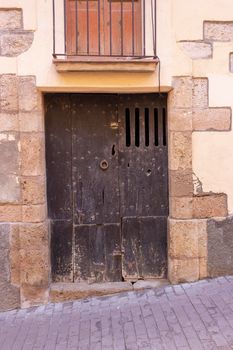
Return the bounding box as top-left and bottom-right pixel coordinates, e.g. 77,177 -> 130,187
45,94 -> 73,282
71,94 -> 121,282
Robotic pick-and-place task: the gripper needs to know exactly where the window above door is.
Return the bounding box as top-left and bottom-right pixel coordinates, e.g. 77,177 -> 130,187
52,0 -> 158,72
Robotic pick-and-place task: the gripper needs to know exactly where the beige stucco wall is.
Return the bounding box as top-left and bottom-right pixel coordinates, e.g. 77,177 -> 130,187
1,0 -> 233,212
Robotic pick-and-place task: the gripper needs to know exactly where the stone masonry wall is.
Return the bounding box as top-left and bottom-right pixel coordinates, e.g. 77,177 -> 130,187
168,76 -> 231,284
0,74 -> 49,310
0,8 -> 49,311
168,19 -> 233,284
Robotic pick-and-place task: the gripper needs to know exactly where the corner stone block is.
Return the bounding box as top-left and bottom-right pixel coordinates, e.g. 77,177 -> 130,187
170,196 -> 193,219
21,176 -> 46,205
169,170 -> 193,197
193,194 -> 228,218
18,76 -> 42,112
192,78 -> 208,109
10,225 -> 20,286
169,131 -> 192,171
20,133 -> 45,176
19,223 -> 49,287
0,32 -> 34,57
179,41 -> 212,60
0,75 -> 18,113
204,21 -> 233,42
168,257 -> 199,284
192,108 -> 231,131
21,285 -> 49,308
168,219 -> 207,259
168,109 -> 192,132
22,204 -> 47,223
19,111 -> 44,132
0,9 -> 22,30
169,77 -> 192,109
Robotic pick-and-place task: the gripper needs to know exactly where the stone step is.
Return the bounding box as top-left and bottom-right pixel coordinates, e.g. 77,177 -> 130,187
50,279 -> 169,303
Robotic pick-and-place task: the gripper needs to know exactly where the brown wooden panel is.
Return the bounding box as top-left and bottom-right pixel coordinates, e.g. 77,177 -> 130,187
71,94 -> 120,225
50,220 -> 73,282
119,94 -> 168,279
104,0 -> 142,56
45,94 -> 72,220
118,94 -> 168,218
74,224 -> 122,282
66,0 -> 142,56
45,94 -> 73,282
122,217 -> 167,280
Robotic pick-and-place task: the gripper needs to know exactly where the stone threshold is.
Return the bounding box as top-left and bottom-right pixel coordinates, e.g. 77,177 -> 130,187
50,280 -> 169,303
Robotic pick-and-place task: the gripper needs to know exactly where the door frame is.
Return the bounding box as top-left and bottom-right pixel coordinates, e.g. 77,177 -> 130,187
44,92 -> 168,283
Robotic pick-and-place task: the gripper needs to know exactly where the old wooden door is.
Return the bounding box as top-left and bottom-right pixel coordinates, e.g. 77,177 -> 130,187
45,93 -> 168,283
66,0 -> 142,56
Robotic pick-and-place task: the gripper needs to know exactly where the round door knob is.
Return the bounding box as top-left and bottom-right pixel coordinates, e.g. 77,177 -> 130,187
100,159 -> 109,170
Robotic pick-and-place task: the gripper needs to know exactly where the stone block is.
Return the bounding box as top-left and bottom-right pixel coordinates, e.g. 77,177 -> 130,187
0,282 -> 20,311
168,219 -> 207,259
21,176 -> 46,205
168,109 -> 192,131
0,32 -> 34,57
169,77 -> 192,109
170,196 -> 193,219
204,21 -> 233,42
199,257 -> 208,280
230,53 -> 233,73
193,108 -> 231,131
169,131 -> 192,171
20,250 -> 49,286
168,257 -> 199,284
0,113 -> 19,132
0,205 -> 21,222
19,111 -> 44,132
0,133 -> 19,174
0,75 -> 18,112
192,78 -> 208,109
0,224 -> 10,283
21,285 -> 49,308
18,76 -> 41,112
19,222 -> 48,253
19,223 -> 49,286
169,170 -> 193,197
22,204 -> 47,223
193,194 -> 228,218
179,41 -> 212,60
9,225 -> 20,286
50,282 -> 133,303
207,216 -> 233,277
0,174 -> 20,203
20,133 -> 45,176
0,9 -> 22,30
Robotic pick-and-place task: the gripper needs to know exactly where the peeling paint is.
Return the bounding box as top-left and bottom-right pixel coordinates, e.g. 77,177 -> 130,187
193,172 -> 203,194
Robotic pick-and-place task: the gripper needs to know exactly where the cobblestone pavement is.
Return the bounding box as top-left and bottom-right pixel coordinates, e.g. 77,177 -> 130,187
2,277 -> 233,349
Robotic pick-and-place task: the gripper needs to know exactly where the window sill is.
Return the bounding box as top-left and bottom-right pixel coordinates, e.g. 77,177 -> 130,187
53,57 -> 158,72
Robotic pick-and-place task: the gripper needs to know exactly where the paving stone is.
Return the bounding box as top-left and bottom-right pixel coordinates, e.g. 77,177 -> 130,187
1,277 -> 233,349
